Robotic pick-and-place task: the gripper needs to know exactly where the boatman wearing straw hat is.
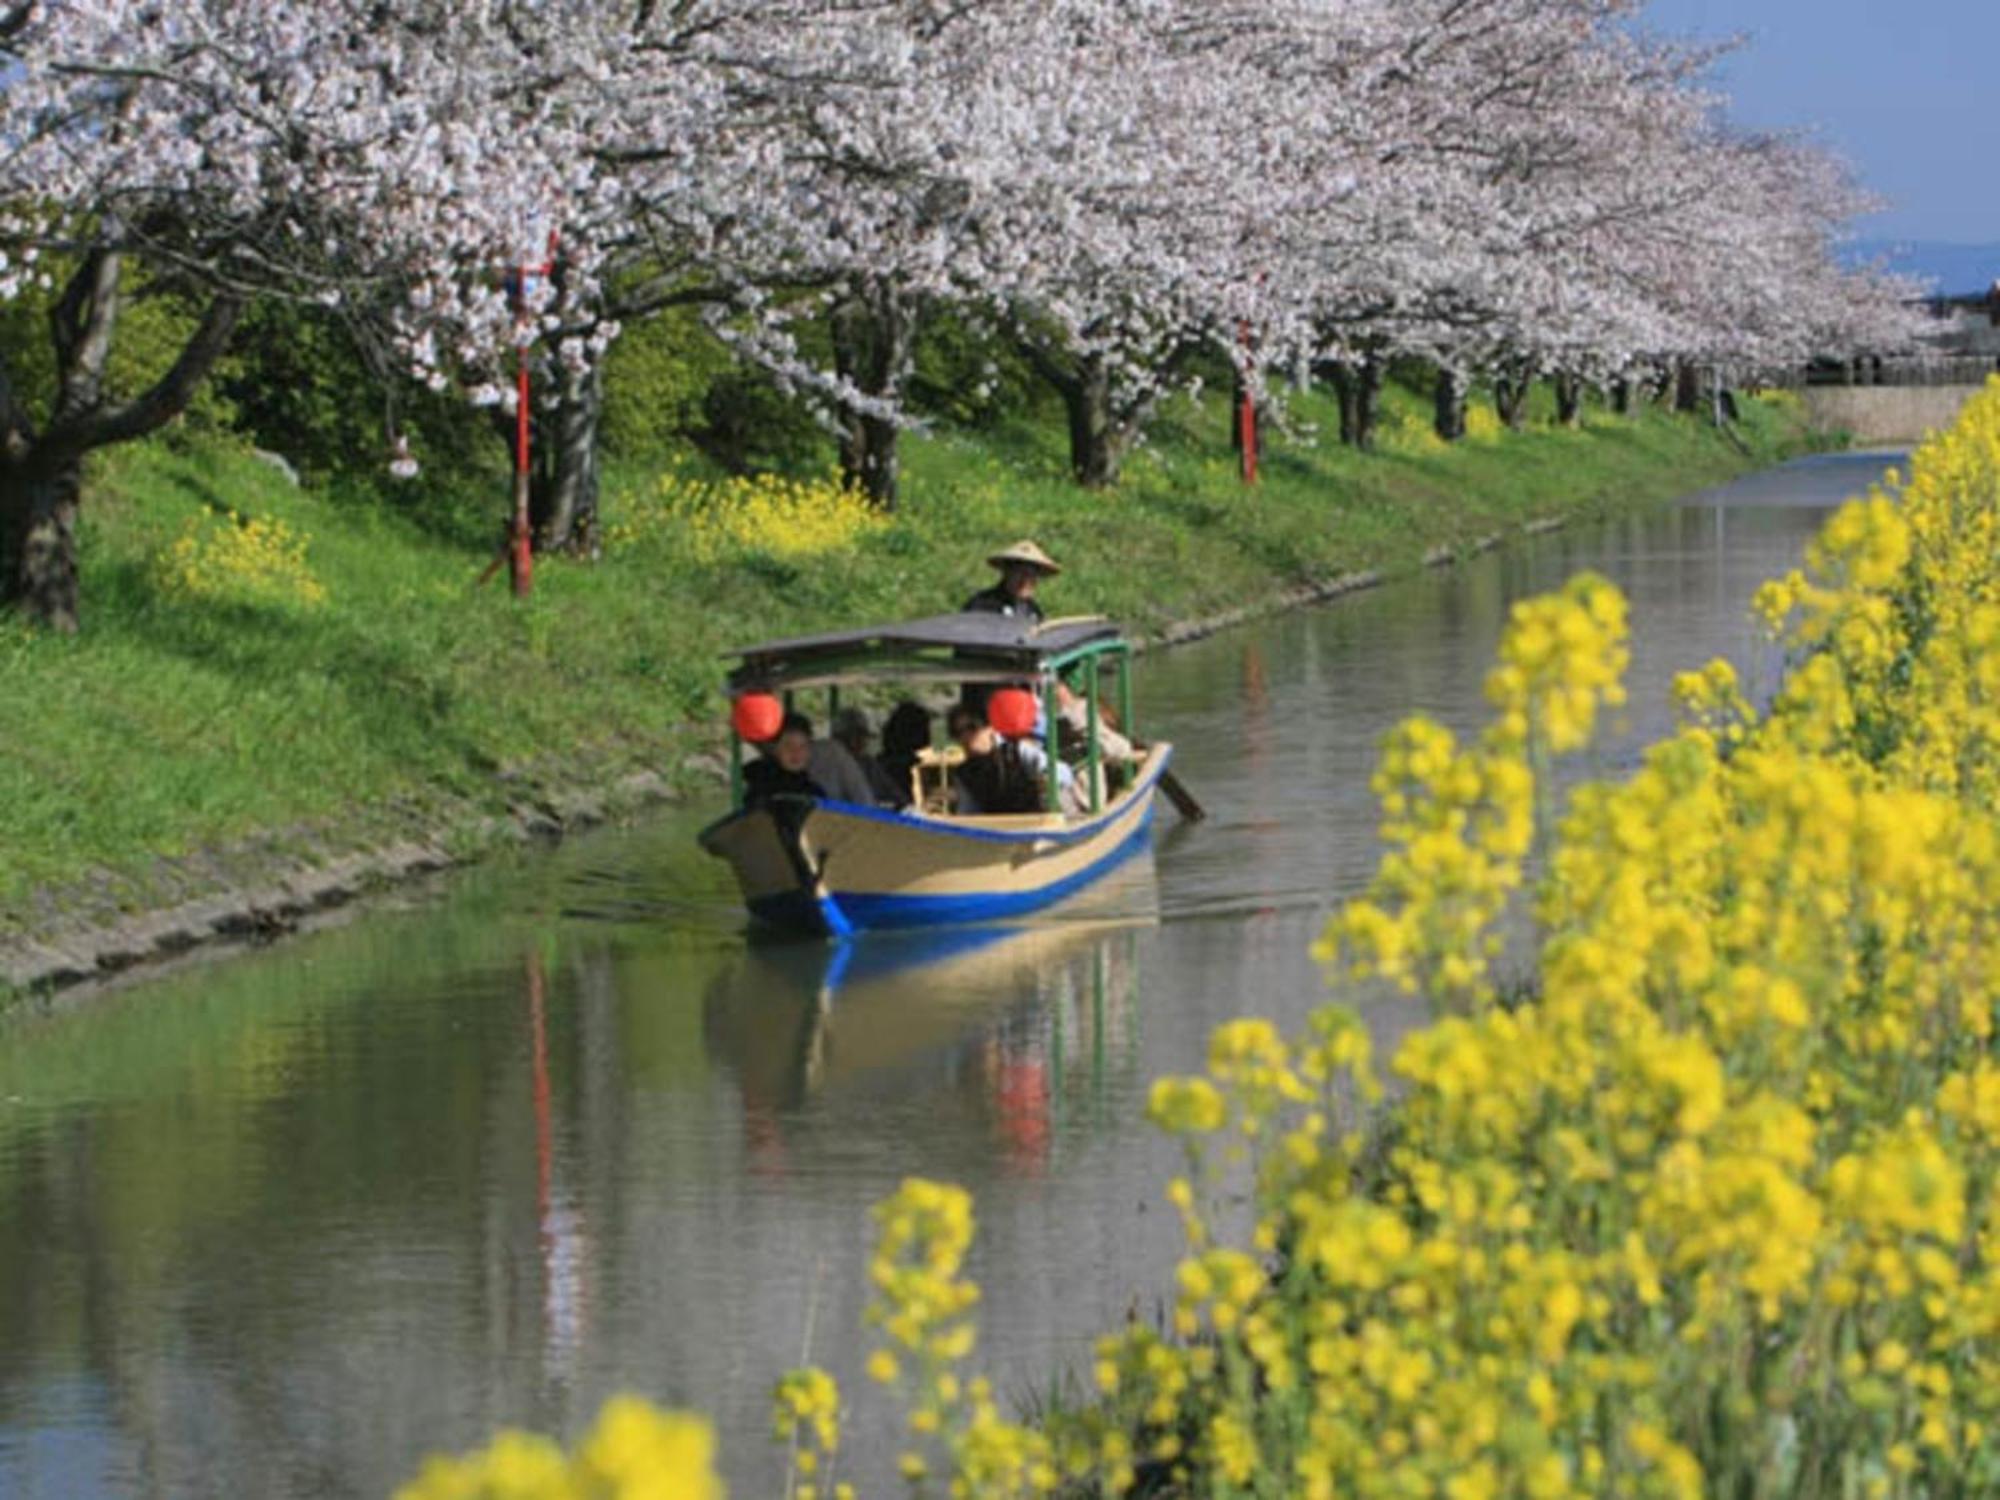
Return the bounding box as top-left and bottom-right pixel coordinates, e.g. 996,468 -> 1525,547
963,539 -> 1060,624
961,539 -> 1135,771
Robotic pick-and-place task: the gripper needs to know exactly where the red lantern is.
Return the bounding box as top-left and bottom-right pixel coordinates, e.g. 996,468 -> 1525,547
731,691 -> 784,743
987,686 -> 1039,738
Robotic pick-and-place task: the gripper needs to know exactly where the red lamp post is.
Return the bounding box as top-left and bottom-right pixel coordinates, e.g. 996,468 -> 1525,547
1236,318 -> 1259,487
507,244 -> 557,598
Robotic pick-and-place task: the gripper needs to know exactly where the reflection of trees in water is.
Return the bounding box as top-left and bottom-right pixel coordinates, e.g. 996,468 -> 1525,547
529,948 -> 594,1394
0,930 -> 649,1500
0,857 -> 1161,1497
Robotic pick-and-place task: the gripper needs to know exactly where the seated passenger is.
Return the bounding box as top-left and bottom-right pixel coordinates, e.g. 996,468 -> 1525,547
776,709 -> 874,805
946,705 -> 1043,814
1057,684 -> 1135,765
832,706 -> 904,807
878,700 -> 933,810
743,714 -> 826,806
1052,689 -> 1139,804
946,704 -> 1081,815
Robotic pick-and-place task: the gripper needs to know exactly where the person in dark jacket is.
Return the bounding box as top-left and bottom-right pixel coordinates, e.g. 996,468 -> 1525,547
743,714 -> 826,805
962,539 -> 1060,623
958,540 -> 1131,781
947,703 -> 1056,815
878,700 -> 933,809
961,540 -> 1060,716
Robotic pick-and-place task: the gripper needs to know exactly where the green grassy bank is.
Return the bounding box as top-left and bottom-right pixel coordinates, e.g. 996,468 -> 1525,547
0,381 -> 1820,960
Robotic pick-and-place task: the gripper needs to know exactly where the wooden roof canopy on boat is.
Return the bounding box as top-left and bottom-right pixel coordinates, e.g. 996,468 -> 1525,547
724,613 -> 1128,692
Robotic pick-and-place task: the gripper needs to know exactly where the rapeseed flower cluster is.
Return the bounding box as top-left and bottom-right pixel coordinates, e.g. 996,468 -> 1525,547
1752,388 -> 1808,418
1378,407 -> 1449,457
401,381 -> 2000,1498
772,1367 -> 848,1500
393,1395 -> 723,1500
1462,404 -> 1506,443
1109,378 -> 2000,1497
1314,573 -> 1624,1009
602,469 -> 884,563
852,1178 -> 1058,1498
153,509 -> 327,608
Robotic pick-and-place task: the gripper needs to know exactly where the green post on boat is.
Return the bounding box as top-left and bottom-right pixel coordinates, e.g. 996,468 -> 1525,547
1116,649 -> 1133,744
1042,673 -> 1062,812
1085,663 -> 1102,812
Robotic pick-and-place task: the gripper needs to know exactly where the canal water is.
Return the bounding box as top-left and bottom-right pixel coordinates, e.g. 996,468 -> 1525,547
0,451 -> 1894,1498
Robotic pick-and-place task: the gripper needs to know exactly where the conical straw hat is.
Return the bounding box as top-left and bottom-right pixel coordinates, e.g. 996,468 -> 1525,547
986,539 -> 1062,575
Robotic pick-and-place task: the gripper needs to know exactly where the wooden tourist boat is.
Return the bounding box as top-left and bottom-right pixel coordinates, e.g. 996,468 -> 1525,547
698,612 -> 1176,935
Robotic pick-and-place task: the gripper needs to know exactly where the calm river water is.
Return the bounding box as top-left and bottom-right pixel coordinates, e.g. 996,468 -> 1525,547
0,451 -> 1896,1498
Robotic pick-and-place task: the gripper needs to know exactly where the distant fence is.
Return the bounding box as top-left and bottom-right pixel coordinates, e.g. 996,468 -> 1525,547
1800,385 -> 1987,445
1802,355 -> 2000,388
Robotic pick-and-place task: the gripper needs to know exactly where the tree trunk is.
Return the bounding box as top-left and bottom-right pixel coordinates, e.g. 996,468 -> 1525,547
0,457 -> 84,634
1327,360 -> 1361,446
1674,360 -> 1702,414
1554,373 -> 1583,428
831,280 -> 914,511
1433,366 -> 1467,443
1018,324 -> 1186,490
1064,351 -> 1126,488
1353,356 -> 1382,451
536,356 -> 605,555
840,408 -> 900,509
1325,356 -> 1384,450
0,244 -> 241,632
1610,377 -> 1634,416
1494,372 -> 1530,431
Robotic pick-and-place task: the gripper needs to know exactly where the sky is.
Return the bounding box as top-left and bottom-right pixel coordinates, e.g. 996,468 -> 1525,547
1643,0 -> 2000,244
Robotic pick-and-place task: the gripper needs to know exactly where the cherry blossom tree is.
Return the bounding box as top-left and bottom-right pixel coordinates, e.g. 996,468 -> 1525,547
996,0 -> 1387,485
449,0 -> 1923,514
0,1 -> 586,630
548,0 -> 1160,510
419,0 -> 783,548
1267,0 -> 1716,439
0,0 -> 1925,628
1208,0 -> 1918,444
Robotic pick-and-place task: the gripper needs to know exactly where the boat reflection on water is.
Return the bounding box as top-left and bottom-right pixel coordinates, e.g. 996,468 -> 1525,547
702,857 -> 1157,1175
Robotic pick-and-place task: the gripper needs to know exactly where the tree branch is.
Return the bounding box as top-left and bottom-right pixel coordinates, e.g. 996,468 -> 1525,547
48,292 -> 245,455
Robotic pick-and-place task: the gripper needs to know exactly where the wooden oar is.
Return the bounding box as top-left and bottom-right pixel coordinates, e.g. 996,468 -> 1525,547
965,618 -> 1200,826
1095,696 -> 1206,824
1158,764 -> 1207,823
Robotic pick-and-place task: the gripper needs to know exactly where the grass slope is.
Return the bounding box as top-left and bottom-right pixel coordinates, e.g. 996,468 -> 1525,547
0,382 -> 1817,931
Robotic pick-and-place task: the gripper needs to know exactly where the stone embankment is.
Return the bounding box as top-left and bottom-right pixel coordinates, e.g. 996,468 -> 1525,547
0,768 -> 685,1001
1801,385 -> 1987,445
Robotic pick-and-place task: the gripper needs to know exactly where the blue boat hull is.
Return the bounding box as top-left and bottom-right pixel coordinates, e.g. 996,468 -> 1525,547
700,745 -> 1172,936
